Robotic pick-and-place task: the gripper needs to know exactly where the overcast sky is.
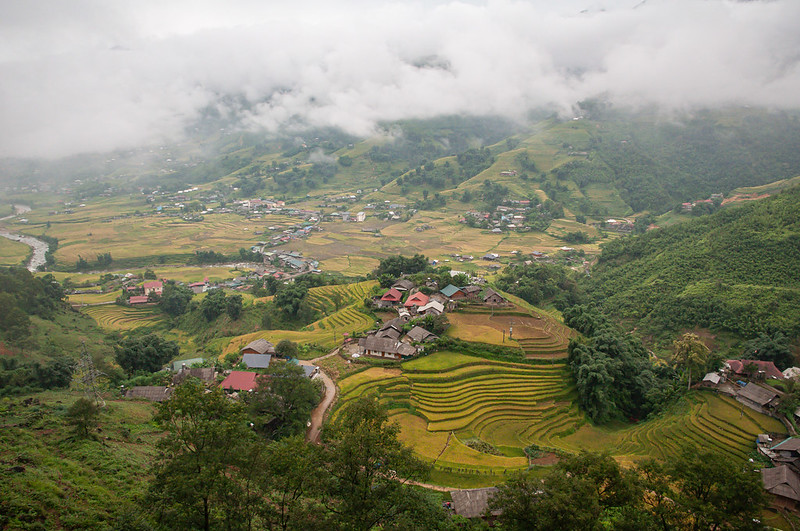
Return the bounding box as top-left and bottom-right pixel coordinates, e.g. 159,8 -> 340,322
1,0 -> 799,158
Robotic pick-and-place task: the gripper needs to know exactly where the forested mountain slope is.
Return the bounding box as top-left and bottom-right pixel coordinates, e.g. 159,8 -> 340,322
586,185 -> 800,339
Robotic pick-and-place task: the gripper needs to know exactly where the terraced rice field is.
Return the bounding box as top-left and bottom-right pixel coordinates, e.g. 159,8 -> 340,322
447,304 -> 574,359
306,280 -> 378,315
67,291 -> 120,305
337,350 -> 786,486
222,301 -> 376,356
81,304 -> 167,330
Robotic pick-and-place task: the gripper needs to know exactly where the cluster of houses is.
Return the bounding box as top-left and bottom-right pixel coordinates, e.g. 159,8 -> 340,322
681,193 -> 724,212
124,338 -> 319,402
462,202 -> 533,233
359,278 -> 510,361
698,358 -> 800,513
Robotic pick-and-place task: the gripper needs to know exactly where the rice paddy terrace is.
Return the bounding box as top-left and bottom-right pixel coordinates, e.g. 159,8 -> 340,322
447,303 -> 575,359
223,280 -> 378,355
337,350 -> 786,487
81,304 -> 167,331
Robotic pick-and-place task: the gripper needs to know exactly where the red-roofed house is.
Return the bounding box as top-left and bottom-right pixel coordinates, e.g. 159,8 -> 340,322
380,288 -> 403,304
726,359 -> 784,380
220,371 -> 260,392
129,295 -> 150,305
404,291 -> 430,308
143,280 -> 163,296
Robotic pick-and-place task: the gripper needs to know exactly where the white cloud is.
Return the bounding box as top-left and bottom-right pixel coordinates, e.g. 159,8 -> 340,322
1,0 -> 799,158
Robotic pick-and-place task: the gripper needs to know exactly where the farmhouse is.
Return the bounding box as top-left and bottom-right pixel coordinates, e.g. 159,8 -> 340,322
762,465 -> 800,512
392,278 -> 415,291
483,288 -> 510,306
129,295 -> 150,305
241,339 -> 276,355
220,371 -> 260,392
405,326 -> 438,343
125,386 -> 172,402
143,280 -> 163,296
461,285 -> 483,300
450,487 -> 501,519
726,359 -> 784,380
359,336 -> 417,360
242,353 -> 272,369
375,327 -> 402,340
736,383 -> 780,414
404,291 -> 430,309
418,300 -> 445,316
440,284 -> 466,300
380,288 -> 403,304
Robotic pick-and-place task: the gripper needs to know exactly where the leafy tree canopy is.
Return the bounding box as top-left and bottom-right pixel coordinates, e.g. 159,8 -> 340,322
114,333 -> 180,376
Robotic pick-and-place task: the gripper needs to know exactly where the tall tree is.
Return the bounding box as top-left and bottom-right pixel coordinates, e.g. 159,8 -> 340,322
148,380 -> 254,531
319,396 -> 431,530
672,333 -> 710,390
247,362 -> 320,440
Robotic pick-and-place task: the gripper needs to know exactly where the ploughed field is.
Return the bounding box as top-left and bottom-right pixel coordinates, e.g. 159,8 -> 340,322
337,350 -> 786,487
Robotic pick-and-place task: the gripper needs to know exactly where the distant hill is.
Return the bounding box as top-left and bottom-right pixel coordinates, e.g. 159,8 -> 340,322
585,185 -> 800,341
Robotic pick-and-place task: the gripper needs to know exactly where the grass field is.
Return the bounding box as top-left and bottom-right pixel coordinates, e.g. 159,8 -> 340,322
81,304 -> 167,331
337,349 -> 786,488
0,236 -> 29,266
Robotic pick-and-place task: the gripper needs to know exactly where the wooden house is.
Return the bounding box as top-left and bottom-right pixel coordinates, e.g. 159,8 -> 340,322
241,339 -> 276,355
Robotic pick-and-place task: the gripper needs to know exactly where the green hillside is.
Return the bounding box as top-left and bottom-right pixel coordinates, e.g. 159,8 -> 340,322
586,185 -> 800,340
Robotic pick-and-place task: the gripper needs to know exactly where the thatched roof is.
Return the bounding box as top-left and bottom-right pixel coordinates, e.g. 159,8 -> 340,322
359,336 -> 416,357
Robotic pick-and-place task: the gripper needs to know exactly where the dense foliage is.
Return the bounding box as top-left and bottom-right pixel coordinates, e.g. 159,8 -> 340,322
490,448 -> 766,531
0,357 -> 73,396
0,268 -> 65,341
586,185 -> 800,340
147,387 -> 439,531
114,333 -> 180,376
557,108 -> 800,213
374,254 -> 430,282
495,263 -> 584,309
564,305 -> 678,423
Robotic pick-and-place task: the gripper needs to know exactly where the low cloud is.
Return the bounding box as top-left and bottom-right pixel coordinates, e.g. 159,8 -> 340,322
1,0 -> 799,158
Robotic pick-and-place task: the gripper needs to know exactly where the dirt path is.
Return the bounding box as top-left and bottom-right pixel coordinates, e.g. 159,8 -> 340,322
300,348 -> 341,444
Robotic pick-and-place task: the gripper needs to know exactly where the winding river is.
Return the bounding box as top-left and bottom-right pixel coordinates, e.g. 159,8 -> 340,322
0,204 -> 50,272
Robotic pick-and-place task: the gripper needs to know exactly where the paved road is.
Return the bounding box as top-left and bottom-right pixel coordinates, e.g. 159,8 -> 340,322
300,348 -> 342,444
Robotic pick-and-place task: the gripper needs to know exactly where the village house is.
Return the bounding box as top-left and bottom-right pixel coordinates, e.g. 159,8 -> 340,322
220,371 -> 260,392
736,383 -> 781,414
440,284 -> 466,300
483,288 -> 510,306
763,465 -> 800,513
726,359 -> 785,380
461,285 -> 482,300
392,278 -> 415,292
242,353 -> 272,369
143,280 -> 163,296
375,327 -> 402,340
359,336 -> 417,360
404,326 -> 438,343
241,339 -> 276,356
380,288 -> 403,305
128,295 -> 150,305
418,300 -> 445,316
404,291 -> 430,310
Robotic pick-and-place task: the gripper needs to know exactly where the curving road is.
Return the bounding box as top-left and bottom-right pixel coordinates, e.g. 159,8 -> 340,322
299,348 -> 341,444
